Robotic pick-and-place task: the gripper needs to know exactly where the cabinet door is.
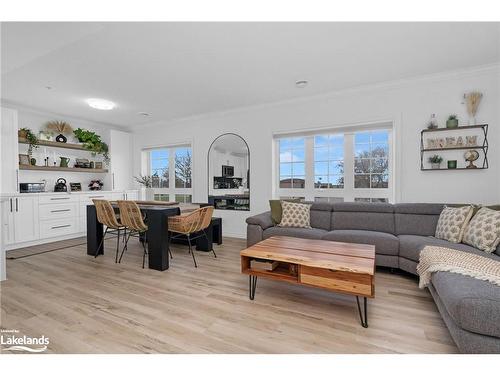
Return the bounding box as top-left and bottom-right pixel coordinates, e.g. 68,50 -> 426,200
14,196 -> 39,242
109,130 -> 132,190
1,107 -> 19,194
1,198 -> 15,245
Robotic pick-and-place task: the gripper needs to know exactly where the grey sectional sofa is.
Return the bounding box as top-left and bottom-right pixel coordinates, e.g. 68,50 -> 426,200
246,202 -> 500,354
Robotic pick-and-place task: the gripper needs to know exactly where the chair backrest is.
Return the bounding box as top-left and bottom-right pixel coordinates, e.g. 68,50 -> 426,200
93,199 -> 121,229
175,206 -> 214,234
117,200 -> 148,232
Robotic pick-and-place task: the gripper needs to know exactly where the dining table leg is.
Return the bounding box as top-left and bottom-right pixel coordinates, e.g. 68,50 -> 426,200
145,208 -> 174,271
87,205 -> 104,256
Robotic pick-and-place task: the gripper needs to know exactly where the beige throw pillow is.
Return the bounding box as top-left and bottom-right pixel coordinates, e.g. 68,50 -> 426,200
463,207 -> 500,253
435,205 -> 474,243
278,201 -> 311,228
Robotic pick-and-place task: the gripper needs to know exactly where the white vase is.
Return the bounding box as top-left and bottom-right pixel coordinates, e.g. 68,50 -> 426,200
142,188 -> 154,201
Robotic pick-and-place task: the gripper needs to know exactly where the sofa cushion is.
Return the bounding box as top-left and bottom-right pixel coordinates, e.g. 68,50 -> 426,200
398,234 -> 500,262
269,198 -> 301,225
246,211 -> 274,230
394,202 -> 443,236
435,205 -> 474,243
263,226 -> 327,240
332,212 -> 395,234
310,209 -> 332,231
432,271 -> 500,338
278,201 -> 312,228
463,207 -> 500,253
322,230 -> 399,256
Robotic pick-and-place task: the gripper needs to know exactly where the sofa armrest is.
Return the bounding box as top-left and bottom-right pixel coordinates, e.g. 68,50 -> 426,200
246,211 -> 274,230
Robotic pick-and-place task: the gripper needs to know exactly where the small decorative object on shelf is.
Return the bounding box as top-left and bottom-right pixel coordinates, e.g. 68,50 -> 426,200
446,114 -> 459,129
88,179 -> 104,191
59,157 -> 70,168
428,155 -> 443,169
19,154 -> 30,166
38,130 -> 54,141
427,113 -> 438,129
30,158 -> 36,166
95,161 -> 103,169
464,92 -> 482,125
46,120 -> 73,143
456,136 -> 464,147
70,182 -> 82,192
73,128 -> 110,165
445,137 -> 456,148
464,150 -> 480,169
447,160 -> 457,169
466,135 -> 478,147
18,127 -> 39,158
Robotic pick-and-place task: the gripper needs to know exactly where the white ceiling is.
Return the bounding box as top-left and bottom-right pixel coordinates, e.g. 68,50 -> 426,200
1,22 -> 499,129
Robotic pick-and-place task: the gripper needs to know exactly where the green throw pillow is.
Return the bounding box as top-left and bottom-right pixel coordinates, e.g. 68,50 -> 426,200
269,199 -> 301,225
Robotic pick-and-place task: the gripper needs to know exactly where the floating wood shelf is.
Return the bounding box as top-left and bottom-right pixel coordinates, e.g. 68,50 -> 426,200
19,165 -> 108,173
19,138 -> 87,151
421,124 -> 488,133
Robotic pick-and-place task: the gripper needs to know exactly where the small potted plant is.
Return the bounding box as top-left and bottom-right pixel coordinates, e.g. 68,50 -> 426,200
428,155 -> 443,169
446,114 -> 459,129
134,175 -> 154,200
73,128 -> 110,165
19,128 -> 39,159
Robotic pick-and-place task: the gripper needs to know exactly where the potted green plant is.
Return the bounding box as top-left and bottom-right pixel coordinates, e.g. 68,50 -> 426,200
73,128 -> 110,165
19,128 -> 39,159
134,175 -> 154,200
428,155 -> 443,169
446,114 -> 459,128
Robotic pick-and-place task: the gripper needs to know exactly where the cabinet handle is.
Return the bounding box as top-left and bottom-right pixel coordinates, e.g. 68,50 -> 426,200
16,170 -> 19,192
51,209 -> 71,213
51,224 -> 71,229
16,198 -> 18,212
50,197 -> 70,200
90,195 -> 105,199
10,198 -> 13,212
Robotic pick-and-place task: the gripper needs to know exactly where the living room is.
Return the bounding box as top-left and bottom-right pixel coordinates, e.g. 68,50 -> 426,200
1,1 -> 499,373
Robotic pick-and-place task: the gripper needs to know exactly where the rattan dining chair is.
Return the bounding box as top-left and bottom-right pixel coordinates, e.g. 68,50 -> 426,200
168,206 -> 216,267
117,200 -> 149,268
93,199 -> 126,263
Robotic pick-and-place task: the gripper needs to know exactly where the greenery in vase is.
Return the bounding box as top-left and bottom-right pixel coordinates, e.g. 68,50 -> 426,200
447,114 -> 457,121
428,155 -> 443,164
73,128 -> 110,165
134,175 -> 152,188
20,127 -> 39,157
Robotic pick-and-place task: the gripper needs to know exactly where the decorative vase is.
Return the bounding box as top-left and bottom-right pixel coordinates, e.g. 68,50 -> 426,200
30,158 -> 36,166
59,157 -> 70,168
55,134 -> 67,143
446,119 -> 458,128
431,163 -> 441,169
18,129 -> 28,139
143,188 -> 155,201
447,160 -> 457,169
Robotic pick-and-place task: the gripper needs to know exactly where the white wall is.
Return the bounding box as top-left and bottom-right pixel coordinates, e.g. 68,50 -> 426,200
132,65 -> 500,237
1,103 -> 119,192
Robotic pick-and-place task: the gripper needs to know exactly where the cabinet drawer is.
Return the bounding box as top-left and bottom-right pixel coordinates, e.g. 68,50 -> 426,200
39,202 -> 78,220
39,195 -> 79,204
299,265 -> 373,297
40,218 -> 79,239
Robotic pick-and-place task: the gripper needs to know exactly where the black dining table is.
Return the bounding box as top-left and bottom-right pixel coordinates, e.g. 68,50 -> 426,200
86,203 -> 213,271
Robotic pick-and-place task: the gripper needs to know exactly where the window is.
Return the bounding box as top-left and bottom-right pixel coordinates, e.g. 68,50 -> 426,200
279,138 -> 305,188
145,145 -> 193,202
314,134 -> 344,188
275,126 -> 392,202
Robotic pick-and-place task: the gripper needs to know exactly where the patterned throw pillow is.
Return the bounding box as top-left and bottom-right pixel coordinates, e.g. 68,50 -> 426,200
435,205 -> 474,243
278,201 -> 311,228
463,207 -> 500,253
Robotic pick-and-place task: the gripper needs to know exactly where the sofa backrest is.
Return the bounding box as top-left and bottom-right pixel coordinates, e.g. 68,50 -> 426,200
309,202 -> 334,230
394,203 -> 444,236
331,202 -> 395,234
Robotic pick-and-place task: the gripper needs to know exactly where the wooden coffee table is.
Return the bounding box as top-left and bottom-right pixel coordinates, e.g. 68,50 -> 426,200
240,236 -> 375,327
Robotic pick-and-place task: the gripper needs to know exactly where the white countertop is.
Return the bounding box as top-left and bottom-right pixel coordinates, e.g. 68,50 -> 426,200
0,190 -> 138,197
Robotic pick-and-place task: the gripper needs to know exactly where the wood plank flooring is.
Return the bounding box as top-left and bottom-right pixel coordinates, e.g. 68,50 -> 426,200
0,237 -> 458,353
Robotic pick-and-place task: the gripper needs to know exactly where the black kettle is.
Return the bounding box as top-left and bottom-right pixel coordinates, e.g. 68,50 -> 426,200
54,178 -> 68,192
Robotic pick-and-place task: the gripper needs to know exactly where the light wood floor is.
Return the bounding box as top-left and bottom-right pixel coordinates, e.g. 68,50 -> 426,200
0,237 -> 458,353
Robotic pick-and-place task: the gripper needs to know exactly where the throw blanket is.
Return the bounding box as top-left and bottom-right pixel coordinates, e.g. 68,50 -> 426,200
417,246 -> 500,288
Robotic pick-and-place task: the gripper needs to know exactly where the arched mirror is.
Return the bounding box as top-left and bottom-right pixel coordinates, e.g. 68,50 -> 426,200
208,133 -> 250,211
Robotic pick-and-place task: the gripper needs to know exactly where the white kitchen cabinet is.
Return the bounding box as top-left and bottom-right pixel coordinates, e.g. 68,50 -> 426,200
14,196 -> 40,242
1,198 -> 15,246
1,107 -> 19,194
109,130 -> 132,191
2,195 -> 39,245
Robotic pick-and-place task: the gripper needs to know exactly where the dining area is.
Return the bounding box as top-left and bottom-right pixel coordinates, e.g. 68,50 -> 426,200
86,200 -> 221,271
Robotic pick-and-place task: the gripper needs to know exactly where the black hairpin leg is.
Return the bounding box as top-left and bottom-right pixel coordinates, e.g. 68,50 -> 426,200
95,227 -> 108,258
356,296 -> 368,328
249,275 -> 257,300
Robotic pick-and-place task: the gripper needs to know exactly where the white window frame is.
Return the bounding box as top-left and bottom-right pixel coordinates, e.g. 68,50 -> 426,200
142,144 -> 193,202
274,124 -> 394,202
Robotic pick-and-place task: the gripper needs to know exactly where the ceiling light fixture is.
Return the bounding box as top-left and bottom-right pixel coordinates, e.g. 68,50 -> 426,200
138,112 -> 150,117
86,98 -> 116,111
295,80 -> 308,88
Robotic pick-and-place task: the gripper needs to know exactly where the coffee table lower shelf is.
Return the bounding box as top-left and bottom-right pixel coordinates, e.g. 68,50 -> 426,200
241,257 -> 373,328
